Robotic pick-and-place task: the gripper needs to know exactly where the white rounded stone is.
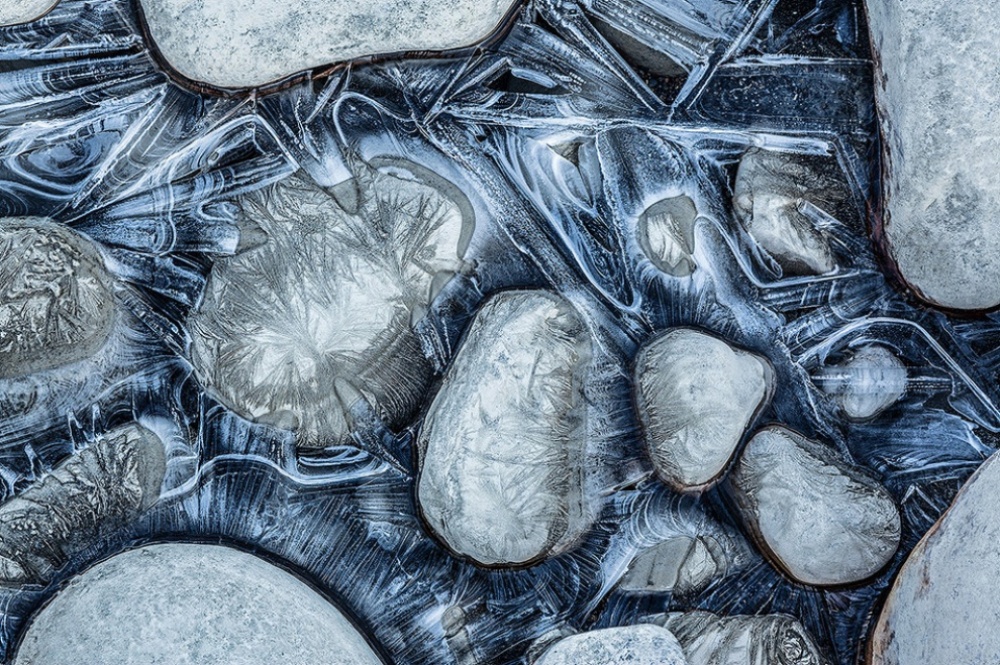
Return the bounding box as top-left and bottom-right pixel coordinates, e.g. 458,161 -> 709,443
417,290 -> 591,566
635,328 -> 773,490
821,345 -> 906,421
534,625 -> 687,665
731,426 -> 900,586
0,0 -> 56,25
14,543 -> 384,665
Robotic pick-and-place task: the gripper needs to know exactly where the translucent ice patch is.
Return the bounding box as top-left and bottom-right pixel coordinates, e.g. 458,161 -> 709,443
416,291 -> 591,566
137,0 -> 522,89
535,625 -> 687,665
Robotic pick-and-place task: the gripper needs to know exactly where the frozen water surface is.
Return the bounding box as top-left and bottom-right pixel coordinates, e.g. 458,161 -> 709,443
0,0 -> 996,663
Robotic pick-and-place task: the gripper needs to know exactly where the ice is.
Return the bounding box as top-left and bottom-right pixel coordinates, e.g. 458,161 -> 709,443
417,291 -> 591,566
0,218 -> 115,379
816,345 -> 906,421
13,543 -> 384,665
730,426 -> 901,586
634,328 -> 773,490
619,536 -> 724,595
189,163 -> 472,449
137,0 -> 520,89
637,195 -> 698,277
534,625 -> 687,665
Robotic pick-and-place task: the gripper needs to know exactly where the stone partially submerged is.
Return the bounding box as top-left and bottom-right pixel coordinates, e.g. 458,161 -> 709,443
866,0 -> 1000,310
619,536 -> 724,595
817,345 -> 906,421
417,291 -> 591,566
634,328 -> 773,490
637,195 -> 698,277
137,0 -> 521,89
730,426 -> 900,586
534,625 -> 687,665
869,451 -> 1000,664
14,543 -> 384,665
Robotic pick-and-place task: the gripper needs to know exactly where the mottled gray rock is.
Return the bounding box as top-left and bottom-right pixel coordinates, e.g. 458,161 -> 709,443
818,345 -> 906,421
0,425 -> 165,586
635,328 -> 773,490
0,218 -> 115,379
869,451 -> 1000,665
0,0 -> 56,24
656,610 -> 828,665
190,163 -> 472,449
138,0 -> 520,89
535,625 -> 687,665
14,543 -> 384,665
637,195 -> 698,277
417,291 -> 591,566
733,150 -> 837,275
731,426 -> 900,586
620,536 -> 724,595
867,0 -> 1000,310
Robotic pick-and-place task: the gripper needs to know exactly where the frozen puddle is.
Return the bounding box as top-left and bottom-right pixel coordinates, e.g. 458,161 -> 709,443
138,0 -> 522,89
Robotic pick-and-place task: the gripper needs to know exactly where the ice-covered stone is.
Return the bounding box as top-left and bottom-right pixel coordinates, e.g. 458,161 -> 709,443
137,0 -> 521,89
190,163 -> 473,449
0,0 -> 57,25
731,426 -> 900,586
733,150 -> 837,275
417,291 -> 591,566
818,345 -> 906,421
635,328 -> 773,490
620,536 -> 724,595
0,425 -> 165,586
866,0 -> 1000,310
14,543 -> 384,665
869,451 -> 1000,665
0,218 -> 115,379
655,610 -> 827,665
534,625 -> 687,665
637,195 -> 698,277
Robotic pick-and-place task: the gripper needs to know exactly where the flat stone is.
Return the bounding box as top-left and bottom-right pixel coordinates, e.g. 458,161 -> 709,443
189,163 -> 472,449
867,0 -> 1000,310
869,451 -> 1000,664
731,426 -> 900,586
635,328 -> 773,490
0,425 -> 165,586
657,610 -> 827,665
137,0 -> 521,89
417,291 -> 591,566
818,345 -> 906,421
0,0 -> 56,25
14,543 -> 384,665
733,149 -> 837,276
0,218 -> 115,379
620,536 -> 724,595
637,195 -> 698,277
535,625 -> 687,665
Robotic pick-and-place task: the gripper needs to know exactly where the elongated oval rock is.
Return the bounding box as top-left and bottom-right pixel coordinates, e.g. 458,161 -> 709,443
869,451 -> 1000,664
731,426 -> 900,586
14,543 -> 384,665
866,1 -> 1000,310
417,291 -> 591,566
818,345 -> 906,421
535,625 -> 687,665
0,218 -> 115,379
138,0 -> 520,89
635,328 -> 773,490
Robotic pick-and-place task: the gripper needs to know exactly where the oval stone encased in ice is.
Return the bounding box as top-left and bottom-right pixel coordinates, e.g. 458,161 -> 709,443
14,543 -> 384,665
534,625 -> 687,665
731,426 -> 900,586
417,291 -> 591,566
634,328 -> 773,490
659,610 -> 826,665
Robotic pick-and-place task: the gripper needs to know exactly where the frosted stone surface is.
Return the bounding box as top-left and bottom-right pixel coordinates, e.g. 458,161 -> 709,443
0,0 -> 56,25
0,425 -> 165,586
137,0 -> 520,88
417,291 -> 591,566
535,625 -> 687,665
819,345 -> 906,421
637,195 -> 698,277
620,536 -> 723,595
658,610 -> 826,665
867,0 -> 1000,310
190,164 -> 472,449
731,426 -> 900,586
870,451 -> 1000,665
635,328 -> 772,490
0,218 -> 115,379
733,150 -> 836,275
14,543 -> 384,665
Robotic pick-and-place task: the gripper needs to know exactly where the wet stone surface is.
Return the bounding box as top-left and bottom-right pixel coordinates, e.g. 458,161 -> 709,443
534,625 -> 687,665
